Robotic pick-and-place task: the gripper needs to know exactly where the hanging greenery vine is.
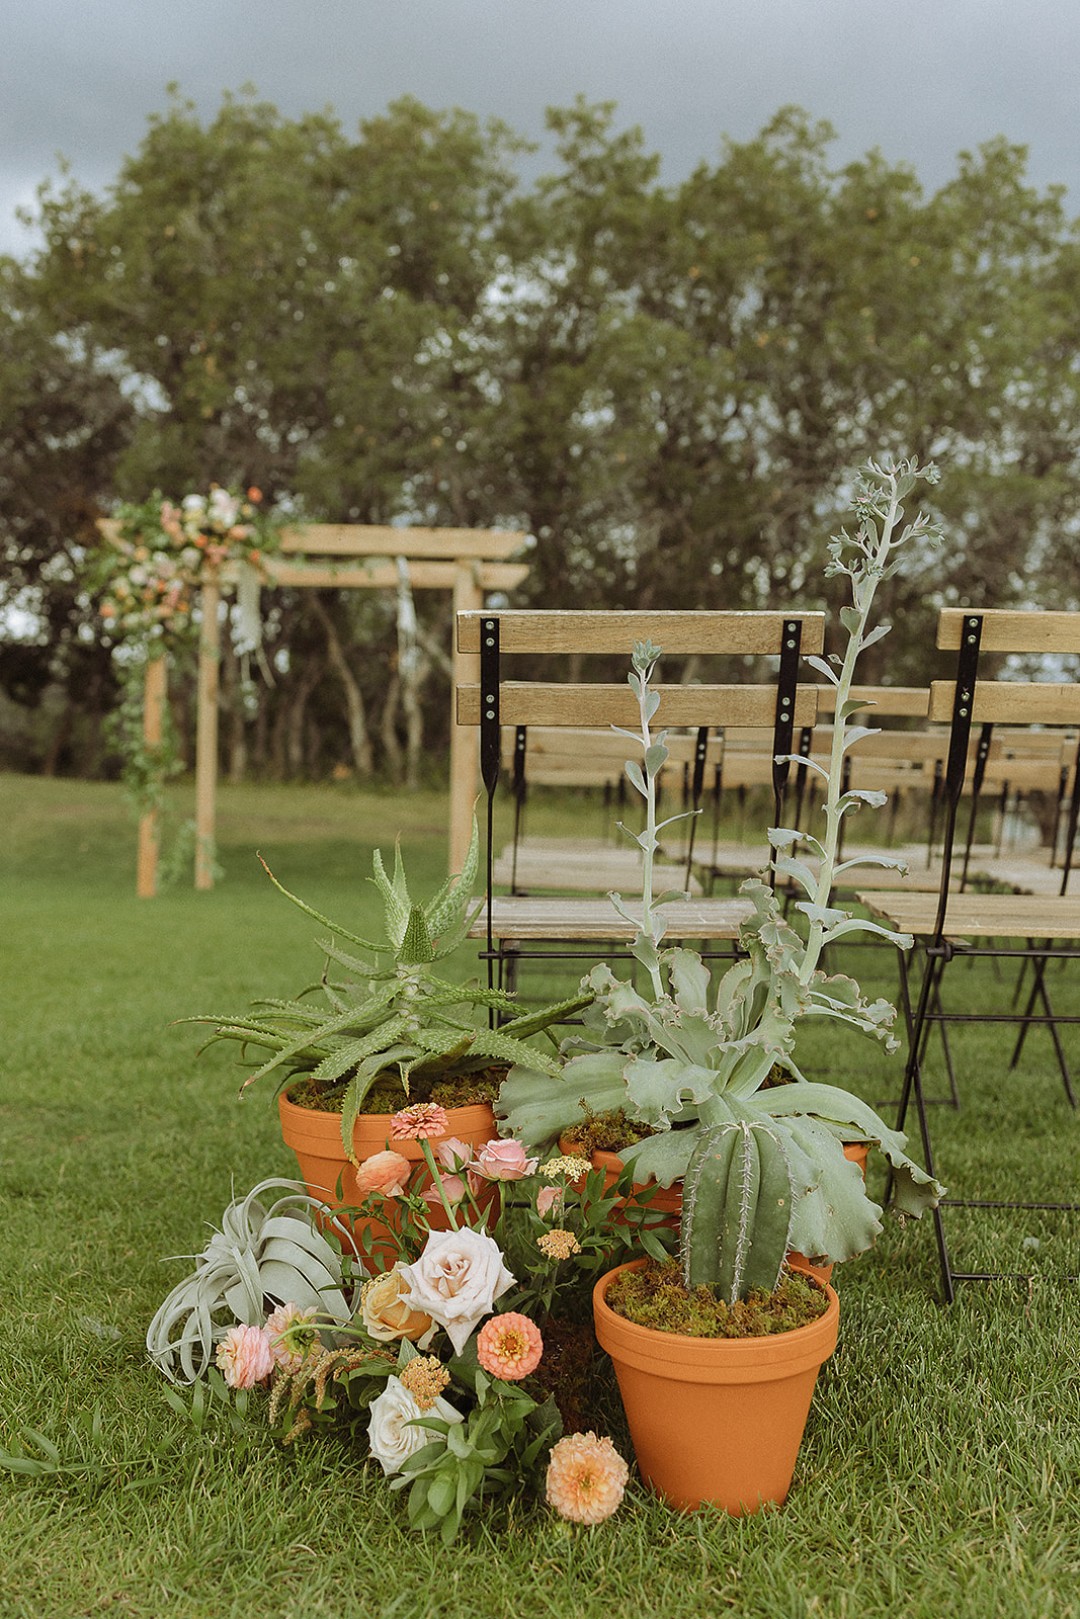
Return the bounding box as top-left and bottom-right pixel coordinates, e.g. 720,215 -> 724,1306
87,486 -> 283,874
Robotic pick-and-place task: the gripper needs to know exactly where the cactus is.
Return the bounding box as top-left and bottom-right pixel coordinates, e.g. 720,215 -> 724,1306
680,1120 -> 796,1303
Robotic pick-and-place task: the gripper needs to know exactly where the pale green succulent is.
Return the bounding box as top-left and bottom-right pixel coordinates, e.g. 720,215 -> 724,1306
499,459 -> 947,1295
187,820 -> 591,1161
146,1178 -> 354,1383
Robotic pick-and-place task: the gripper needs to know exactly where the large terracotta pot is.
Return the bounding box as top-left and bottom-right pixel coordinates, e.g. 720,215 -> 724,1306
593,1259 -> 839,1514
278,1090 -> 498,1258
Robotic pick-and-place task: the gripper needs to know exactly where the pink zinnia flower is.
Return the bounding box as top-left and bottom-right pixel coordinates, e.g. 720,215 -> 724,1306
469,1139 -> 538,1182
355,1149 -> 412,1198
265,1302 -> 319,1371
390,1103 -> 450,1141
215,1324 -> 274,1389
545,1432 -> 629,1525
476,1311 -> 543,1380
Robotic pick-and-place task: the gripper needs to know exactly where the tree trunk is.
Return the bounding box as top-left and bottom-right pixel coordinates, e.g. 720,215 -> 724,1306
380,673 -> 404,783
310,594 -> 374,777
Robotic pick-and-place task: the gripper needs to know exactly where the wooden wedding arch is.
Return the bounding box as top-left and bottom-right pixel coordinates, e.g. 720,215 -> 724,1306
104,522 -> 530,896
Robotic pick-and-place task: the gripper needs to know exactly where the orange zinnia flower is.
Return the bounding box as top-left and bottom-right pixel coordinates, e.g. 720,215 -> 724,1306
475,1311 -> 543,1380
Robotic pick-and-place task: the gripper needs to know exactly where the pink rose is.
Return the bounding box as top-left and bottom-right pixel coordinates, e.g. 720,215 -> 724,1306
422,1174 -> 467,1206
436,1137 -> 473,1172
355,1150 -> 411,1199
398,1228 -> 515,1353
215,1324 -> 274,1389
469,1139 -> 538,1183
536,1185 -> 563,1218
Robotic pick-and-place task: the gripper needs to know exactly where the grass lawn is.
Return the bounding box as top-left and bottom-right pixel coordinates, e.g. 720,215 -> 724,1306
2,772 -> 1079,1619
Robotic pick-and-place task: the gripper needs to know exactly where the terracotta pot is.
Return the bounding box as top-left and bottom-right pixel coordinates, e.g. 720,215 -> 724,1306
278,1090 -> 498,1259
593,1259 -> 839,1514
787,1140 -> 871,1286
558,1134 -> 682,1225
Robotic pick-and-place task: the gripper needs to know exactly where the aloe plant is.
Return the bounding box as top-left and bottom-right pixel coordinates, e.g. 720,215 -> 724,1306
498,458 -> 947,1294
147,1178 -> 355,1383
186,820 -> 591,1161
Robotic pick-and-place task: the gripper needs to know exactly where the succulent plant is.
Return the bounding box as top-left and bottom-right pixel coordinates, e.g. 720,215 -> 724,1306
499,459 -> 947,1296
146,1178 -> 355,1383
186,820 -> 591,1161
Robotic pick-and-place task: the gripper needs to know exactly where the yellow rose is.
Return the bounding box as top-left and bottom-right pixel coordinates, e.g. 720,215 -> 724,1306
361,1267 -> 434,1344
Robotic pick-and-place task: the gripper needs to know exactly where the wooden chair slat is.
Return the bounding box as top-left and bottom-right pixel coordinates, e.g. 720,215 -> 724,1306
938,608 -> 1080,655
813,685 -> 930,717
458,684 -> 818,728
928,681 -> 1080,725
457,609 -> 826,656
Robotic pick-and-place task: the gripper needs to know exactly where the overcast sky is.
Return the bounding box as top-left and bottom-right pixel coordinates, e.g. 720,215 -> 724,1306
2,0 -> 1078,257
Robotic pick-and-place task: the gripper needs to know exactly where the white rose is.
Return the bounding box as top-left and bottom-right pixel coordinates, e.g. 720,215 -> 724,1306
397,1227 -> 515,1354
367,1375 -> 461,1475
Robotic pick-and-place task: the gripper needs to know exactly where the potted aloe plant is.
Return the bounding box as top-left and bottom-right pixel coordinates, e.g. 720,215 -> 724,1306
497,457 -> 947,1513
186,824 -> 590,1239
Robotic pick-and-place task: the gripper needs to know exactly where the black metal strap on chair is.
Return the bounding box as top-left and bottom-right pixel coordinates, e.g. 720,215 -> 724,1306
767,618 -> 804,890
479,615 -> 502,994
680,726 -> 711,890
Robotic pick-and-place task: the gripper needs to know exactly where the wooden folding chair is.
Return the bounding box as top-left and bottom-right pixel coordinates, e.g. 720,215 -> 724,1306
857,609 -> 1080,1300
455,608 -> 823,994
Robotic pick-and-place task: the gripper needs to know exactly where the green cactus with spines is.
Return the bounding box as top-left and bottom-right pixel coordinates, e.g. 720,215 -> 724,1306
681,1119 -> 795,1302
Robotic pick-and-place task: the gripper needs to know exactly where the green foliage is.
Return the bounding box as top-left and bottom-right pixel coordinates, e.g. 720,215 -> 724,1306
8,93 -> 1080,779
185,820 -> 592,1157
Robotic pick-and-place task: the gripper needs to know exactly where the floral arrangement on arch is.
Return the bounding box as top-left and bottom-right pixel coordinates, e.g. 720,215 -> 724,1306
93,485 -> 280,653
149,1101 -> 669,1540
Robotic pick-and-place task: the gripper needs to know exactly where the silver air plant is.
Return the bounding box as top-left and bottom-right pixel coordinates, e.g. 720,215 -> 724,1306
146,1178 -> 355,1383
498,458 -> 946,1301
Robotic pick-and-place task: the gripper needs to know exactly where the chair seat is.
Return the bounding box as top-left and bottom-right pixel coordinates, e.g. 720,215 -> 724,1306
469,895 -> 754,942
858,889 -> 1080,940
491,847 -> 702,896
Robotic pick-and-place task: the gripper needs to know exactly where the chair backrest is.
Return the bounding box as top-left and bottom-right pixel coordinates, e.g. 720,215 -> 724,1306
456,608 -> 825,941
930,609 -> 1080,914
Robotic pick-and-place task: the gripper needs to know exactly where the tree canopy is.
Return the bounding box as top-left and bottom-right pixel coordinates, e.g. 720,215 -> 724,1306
3,89 -> 1079,779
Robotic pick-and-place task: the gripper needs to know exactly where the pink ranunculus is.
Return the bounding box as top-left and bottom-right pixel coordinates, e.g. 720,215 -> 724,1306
354,1149 -> 412,1199
536,1185 -> 563,1218
469,1139 -> 539,1183
215,1324 -> 274,1389
436,1137 -> 473,1172
422,1174 -> 467,1206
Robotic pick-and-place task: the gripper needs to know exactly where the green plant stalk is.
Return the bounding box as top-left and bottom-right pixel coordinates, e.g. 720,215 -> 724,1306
799,478 -> 903,986
419,1138 -> 460,1231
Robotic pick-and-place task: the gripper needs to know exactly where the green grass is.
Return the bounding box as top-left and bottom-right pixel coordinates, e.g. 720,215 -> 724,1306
2,772 -> 1079,1619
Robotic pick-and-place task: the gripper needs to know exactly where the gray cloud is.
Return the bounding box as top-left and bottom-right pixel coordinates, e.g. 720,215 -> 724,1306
2,0 -> 1077,256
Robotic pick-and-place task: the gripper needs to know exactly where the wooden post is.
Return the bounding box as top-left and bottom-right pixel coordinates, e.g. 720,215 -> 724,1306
136,654 -> 167,899
449,559 -> 483,873
194,571 -> 221,889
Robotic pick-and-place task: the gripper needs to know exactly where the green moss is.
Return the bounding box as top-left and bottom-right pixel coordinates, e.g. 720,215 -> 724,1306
288,1064 -> 505,1115
605,1258 -> 829,1338
562,1107 -> 654,1155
